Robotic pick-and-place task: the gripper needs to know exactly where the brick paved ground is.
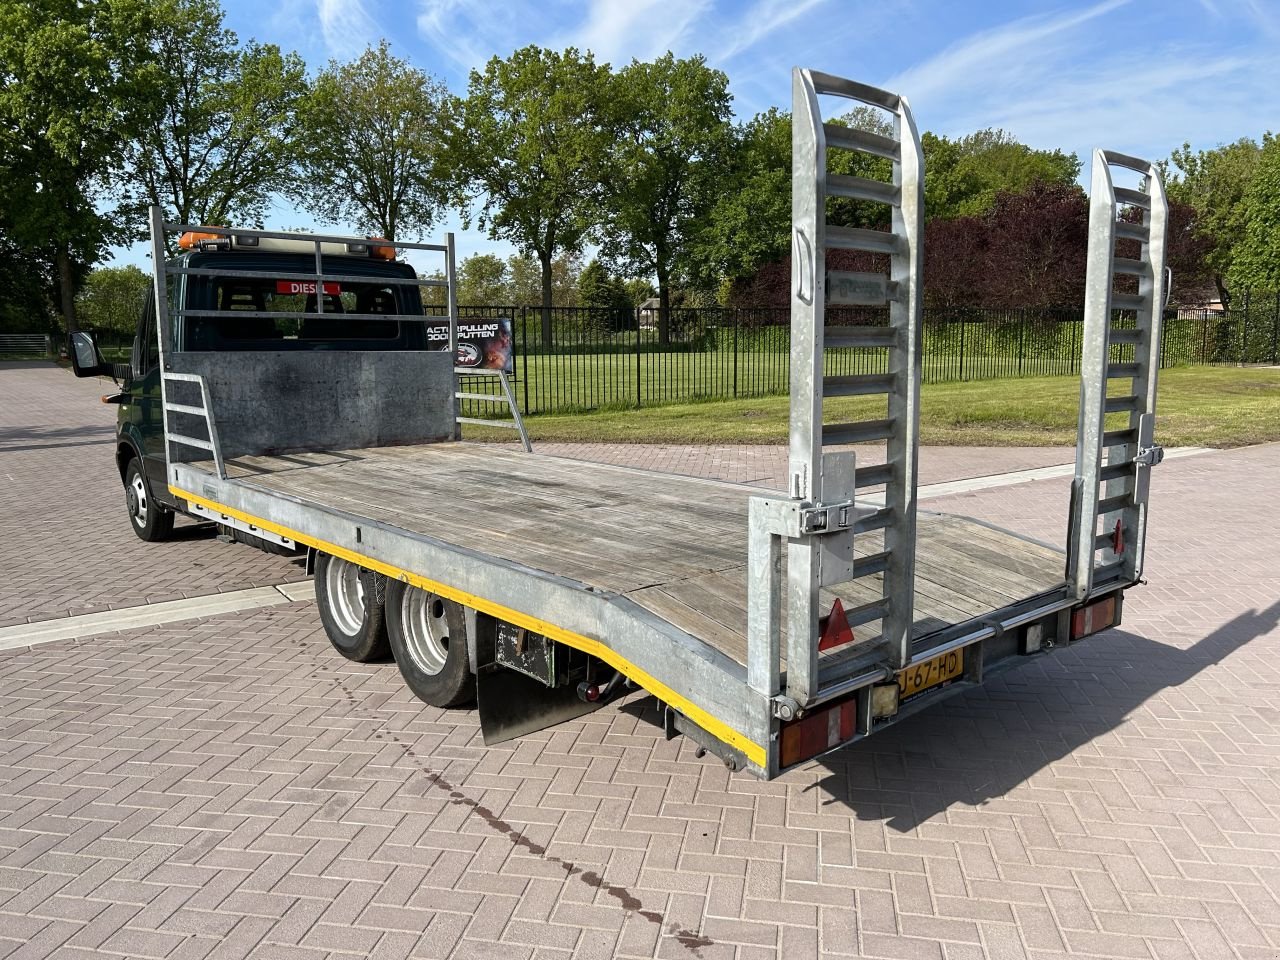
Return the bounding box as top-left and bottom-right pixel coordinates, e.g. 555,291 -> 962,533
513,444 -> 1079,492
0,363 -> 306,628
1,355 -> 1277,960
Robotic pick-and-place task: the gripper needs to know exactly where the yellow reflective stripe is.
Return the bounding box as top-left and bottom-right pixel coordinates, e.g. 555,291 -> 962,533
172,485 -> 767,768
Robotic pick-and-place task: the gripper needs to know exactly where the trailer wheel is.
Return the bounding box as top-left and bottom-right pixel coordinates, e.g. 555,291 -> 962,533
124,459 -> 174,542
385,581 -> 473,708
314,553 -> 390,663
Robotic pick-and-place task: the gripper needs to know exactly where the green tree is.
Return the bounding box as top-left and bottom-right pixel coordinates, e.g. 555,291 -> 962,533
121,0 -> 305,244
577,257 -> 631,333
1163,137 -> 1266,307
457,253 -> 509,304
577,259 -> 624,308
418,268 -> 447,308
603,53 -> 734,344
449,46 -> 608,345
1227,134 -> 1280,293
699,105 -> 897,288
622,277 -> 656,306
0,0 -> 161,331
923,129 -> 1080,220
507,252 -> 581,307
697,107 -> 789,287
294,41 -> 450,240
0,230 -> 52,333
75,264 -> 150,335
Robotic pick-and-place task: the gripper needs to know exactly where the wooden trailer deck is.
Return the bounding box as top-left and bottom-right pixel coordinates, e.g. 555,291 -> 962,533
208,443 -> 1067,667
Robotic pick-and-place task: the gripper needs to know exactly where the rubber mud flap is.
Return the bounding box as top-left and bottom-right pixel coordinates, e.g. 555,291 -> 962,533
476,662 -> 601,745
473,613 -> 599,744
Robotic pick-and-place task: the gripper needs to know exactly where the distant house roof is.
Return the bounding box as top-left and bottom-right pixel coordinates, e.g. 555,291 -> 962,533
639,297 -> 661,310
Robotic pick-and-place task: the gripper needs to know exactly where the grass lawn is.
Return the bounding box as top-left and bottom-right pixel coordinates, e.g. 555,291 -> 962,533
463,366 -> 1280,448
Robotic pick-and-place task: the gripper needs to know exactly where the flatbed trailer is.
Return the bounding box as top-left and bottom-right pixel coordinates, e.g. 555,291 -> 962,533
71,69 -> 1171,779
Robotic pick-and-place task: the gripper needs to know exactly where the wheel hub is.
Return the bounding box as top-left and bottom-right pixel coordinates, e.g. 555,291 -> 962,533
399,589 -> 451,676
324,557 -> 366,636
127,474 -> 148,526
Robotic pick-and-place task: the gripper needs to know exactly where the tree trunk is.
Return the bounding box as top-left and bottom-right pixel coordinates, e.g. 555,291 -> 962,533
56,244 -> 79,334
539,251 -> 553,348
1214,273 -> 1231,312
656,263 -> 671,347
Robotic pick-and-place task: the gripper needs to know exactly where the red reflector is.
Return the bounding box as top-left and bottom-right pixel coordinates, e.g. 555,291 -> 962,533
779,700 -> 858,768
275,280 -> 340,295
1111,519 -> 1125,555
1071,595 -> 1117,640
818,597 -> 855,651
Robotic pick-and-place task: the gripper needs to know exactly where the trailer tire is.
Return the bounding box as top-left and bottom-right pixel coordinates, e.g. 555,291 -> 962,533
124,459 -> 174,542
314,553 -> 390,663
385,581 -> 473,708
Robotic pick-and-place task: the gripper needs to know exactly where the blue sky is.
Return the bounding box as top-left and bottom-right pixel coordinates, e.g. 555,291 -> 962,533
113,0 -> 1280,273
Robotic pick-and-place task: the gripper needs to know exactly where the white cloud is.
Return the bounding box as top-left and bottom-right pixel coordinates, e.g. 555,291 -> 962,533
888,0 -> 1131,103
558,0 -> 714,66
710,0 -> 829,64
316,0 -> 381,56
415,0 -> 522,70
883,0 -> 1278,182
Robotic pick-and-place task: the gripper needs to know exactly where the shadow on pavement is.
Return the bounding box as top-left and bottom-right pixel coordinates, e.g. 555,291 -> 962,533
809,599 -> 1280,830
0,423 -> 114,453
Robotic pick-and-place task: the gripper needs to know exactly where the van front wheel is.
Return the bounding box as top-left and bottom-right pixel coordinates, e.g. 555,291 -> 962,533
124,460 -> 174,542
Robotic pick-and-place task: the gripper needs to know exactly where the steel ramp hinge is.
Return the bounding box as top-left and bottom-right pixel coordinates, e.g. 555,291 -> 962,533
755,497 -> 856,539
771,695 -> 802,721
1135,443 -> 1164,468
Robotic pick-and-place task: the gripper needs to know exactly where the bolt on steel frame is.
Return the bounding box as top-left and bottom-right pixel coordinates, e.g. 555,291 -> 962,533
1068,152 -> 1169,601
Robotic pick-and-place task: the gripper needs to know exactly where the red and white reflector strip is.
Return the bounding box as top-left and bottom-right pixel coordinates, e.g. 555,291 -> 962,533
1071,595 -> 1117,640
275,280 -> 341,296
779,699 -> 857,768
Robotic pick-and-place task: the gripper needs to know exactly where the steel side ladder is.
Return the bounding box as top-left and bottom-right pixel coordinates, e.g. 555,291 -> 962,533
1068,150 -> 1170,601
747,69 -> 924,720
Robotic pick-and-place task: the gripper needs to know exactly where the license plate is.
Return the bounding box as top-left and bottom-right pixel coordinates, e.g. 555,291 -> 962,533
897,649 -> 964,703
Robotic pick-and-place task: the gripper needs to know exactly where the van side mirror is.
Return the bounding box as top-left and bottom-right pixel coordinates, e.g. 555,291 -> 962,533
68,331 -> 110,378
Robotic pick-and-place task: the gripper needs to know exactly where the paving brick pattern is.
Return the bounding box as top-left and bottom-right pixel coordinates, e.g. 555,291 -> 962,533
0,363 -> 305,628
2,363 -> 1278,960
505,444 -> 1079,493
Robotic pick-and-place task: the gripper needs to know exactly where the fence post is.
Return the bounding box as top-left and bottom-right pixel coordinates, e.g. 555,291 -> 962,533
1017,309 -> 1025,376
732,308 -> 742,399
521,307 -> 530,414
1272,291 -> 1279,365
958,315 -> 966,381
635,306 -> 642,408
1241,288 -> 1250,364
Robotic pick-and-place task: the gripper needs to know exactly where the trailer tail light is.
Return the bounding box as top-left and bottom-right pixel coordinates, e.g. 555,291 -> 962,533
780,699 -> 857,768
1072,595 -> 1117,640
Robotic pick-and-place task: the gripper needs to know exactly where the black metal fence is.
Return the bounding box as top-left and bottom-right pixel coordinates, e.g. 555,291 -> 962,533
434,296 -> 1280,416
64,292 -> 1280,418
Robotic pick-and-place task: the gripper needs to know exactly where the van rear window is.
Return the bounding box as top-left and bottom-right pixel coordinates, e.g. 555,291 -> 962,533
191,277 -> 411,347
